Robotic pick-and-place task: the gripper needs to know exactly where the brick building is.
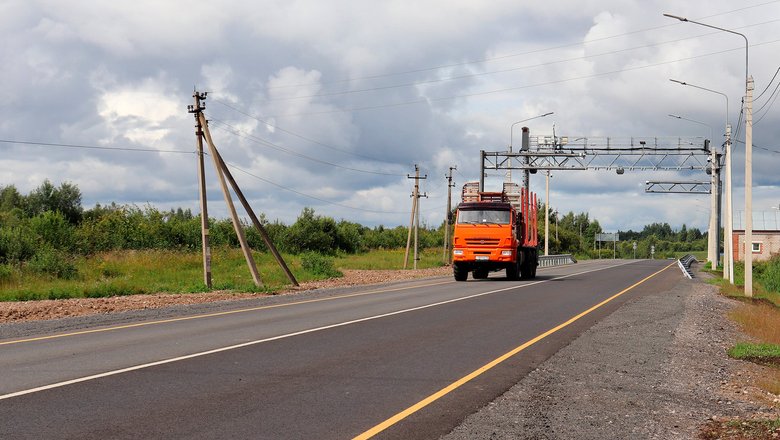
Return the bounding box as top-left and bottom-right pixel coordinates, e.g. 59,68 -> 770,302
732,210 -> 780,262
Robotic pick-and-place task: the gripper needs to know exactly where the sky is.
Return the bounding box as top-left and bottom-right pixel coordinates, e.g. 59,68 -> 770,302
1,0 -> 779,233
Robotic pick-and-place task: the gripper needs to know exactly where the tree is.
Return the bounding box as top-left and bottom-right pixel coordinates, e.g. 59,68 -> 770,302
285,208 -> 338,254
678,224 -> 688,242
0,185 -> 23,212
25,180 -> 83,224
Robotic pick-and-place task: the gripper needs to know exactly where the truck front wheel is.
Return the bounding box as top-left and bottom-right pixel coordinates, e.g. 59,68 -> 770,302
506,259 -> 520,280
453,263 -> 468,281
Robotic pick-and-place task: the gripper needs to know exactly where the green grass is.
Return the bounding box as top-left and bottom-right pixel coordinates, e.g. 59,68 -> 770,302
728,342 -> 780,360
0,247 -> 447,302
334,247 -> 447,270
713,261 -> 780,307
672,251 -> 707,260
728,342 -> 780,368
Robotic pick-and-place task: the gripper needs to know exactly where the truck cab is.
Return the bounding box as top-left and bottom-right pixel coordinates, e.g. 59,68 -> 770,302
452,183 -> 538,281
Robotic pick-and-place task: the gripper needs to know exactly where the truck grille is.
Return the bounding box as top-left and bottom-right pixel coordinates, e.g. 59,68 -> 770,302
465,237 -> 500,246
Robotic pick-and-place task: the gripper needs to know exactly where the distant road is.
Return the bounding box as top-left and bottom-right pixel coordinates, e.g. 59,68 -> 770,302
0,259 -> 676,439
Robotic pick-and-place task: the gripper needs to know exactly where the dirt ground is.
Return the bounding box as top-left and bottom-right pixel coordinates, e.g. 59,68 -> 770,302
0,267 -> 451,324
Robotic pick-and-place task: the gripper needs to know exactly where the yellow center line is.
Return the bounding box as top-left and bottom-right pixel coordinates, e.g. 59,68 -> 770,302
353,261 -> 675,440
0,279 -> 454,346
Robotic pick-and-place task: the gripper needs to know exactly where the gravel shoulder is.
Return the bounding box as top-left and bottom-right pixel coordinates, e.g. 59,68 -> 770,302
443,268 -> 780,439
0,267 -> 451,340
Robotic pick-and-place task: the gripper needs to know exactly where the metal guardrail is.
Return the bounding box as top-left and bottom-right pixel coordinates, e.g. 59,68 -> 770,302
677,254 -> 697,279
538,254 -> 577,268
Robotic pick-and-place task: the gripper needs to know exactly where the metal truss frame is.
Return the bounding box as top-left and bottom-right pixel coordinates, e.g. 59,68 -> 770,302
644,181 -> 712,194
482,136 -> 711,172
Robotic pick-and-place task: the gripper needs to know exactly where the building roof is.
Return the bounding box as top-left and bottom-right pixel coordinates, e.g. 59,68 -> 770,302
733,210 -> 780,231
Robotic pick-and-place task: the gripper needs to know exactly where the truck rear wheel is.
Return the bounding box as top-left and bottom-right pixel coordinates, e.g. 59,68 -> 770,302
453,263 -> 468,281
520,248 -> 537,280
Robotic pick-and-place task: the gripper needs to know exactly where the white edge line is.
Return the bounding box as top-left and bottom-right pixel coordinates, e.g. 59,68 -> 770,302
0,259 -> 641,401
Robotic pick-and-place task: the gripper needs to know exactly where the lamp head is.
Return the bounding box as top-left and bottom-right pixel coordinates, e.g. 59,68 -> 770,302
663,13 -> 688,22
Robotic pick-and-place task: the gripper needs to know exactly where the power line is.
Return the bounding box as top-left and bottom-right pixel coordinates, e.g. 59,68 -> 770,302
207,118 -> 406,177
0,139 -> 194,154
754,79 -> 780,124
755,66 -> 780,101
264,39 -> 780,119
734,139 -> 780,154
0,138 -> 416,215
223,161 -> 411,214
261,0 -> 780,91
210,98 -> 395,164
252,19 -> 780,104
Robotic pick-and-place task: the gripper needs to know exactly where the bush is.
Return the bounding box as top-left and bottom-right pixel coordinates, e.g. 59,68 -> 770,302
0,263 -> 13,282
759,256 -> 780,293
27,248 -> 78,280
285,208 -> 337,254
0,226 -> 39,263
300,252 -> 342,278
29,211 -> 75,251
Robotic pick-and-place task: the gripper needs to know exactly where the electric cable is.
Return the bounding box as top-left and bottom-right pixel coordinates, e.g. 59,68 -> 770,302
0,139 -> 194,154
223,161 -> 412,214
262,0 -> 780,90
252,20 -> 780,104
753,80 -> 780,124
210,99 -> 396,164
755,66 -> 780,101
207,117 -> 407,177
263,39 -> 780,119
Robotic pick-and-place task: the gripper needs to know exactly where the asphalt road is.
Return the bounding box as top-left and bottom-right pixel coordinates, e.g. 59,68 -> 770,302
0,259 -> 677,439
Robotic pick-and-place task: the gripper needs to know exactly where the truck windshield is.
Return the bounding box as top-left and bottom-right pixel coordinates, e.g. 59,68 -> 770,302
458,209 -> 510,225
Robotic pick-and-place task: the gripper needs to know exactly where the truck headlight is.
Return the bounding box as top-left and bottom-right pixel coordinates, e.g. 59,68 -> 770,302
453,249 -> 464,255
501,250 -> 513,256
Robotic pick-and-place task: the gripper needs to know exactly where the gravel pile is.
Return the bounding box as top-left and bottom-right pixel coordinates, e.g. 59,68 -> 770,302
444,273 -> 780,439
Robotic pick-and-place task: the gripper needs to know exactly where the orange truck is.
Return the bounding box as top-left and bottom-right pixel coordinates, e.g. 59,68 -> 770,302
452,182 -> 539,281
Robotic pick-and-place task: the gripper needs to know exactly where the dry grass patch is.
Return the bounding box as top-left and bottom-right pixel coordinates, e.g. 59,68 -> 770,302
757,369 -> 780,396
729,302 -> 780,345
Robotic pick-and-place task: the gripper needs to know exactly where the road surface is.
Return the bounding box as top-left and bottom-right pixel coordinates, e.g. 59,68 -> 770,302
0,259 -> 677,439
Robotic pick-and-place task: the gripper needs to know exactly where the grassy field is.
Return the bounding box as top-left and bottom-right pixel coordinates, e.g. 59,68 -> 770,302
335,247 -> 446,270
715,258 -> 780,399
0,247 -> 448,302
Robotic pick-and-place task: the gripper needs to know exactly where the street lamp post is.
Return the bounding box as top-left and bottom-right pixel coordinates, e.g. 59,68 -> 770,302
670,79 -> 734,283
545,171 -> 551,256
508,112 -> 554,182
664,13 -> 752,296
668,113 -> 719,268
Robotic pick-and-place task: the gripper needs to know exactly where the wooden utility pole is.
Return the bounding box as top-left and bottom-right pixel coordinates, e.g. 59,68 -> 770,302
189,91 -> 212,288
404,165 -> 427,269
199,113 -> 262,287
443,166 -> 456,264
210,147 -> 299,286
404,166 -> 418,269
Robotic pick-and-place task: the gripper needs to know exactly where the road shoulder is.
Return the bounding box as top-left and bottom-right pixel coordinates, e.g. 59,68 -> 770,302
444,272 -> 780,439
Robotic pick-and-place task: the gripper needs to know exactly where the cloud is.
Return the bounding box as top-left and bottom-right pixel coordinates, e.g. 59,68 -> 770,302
1,0 -> 778,233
